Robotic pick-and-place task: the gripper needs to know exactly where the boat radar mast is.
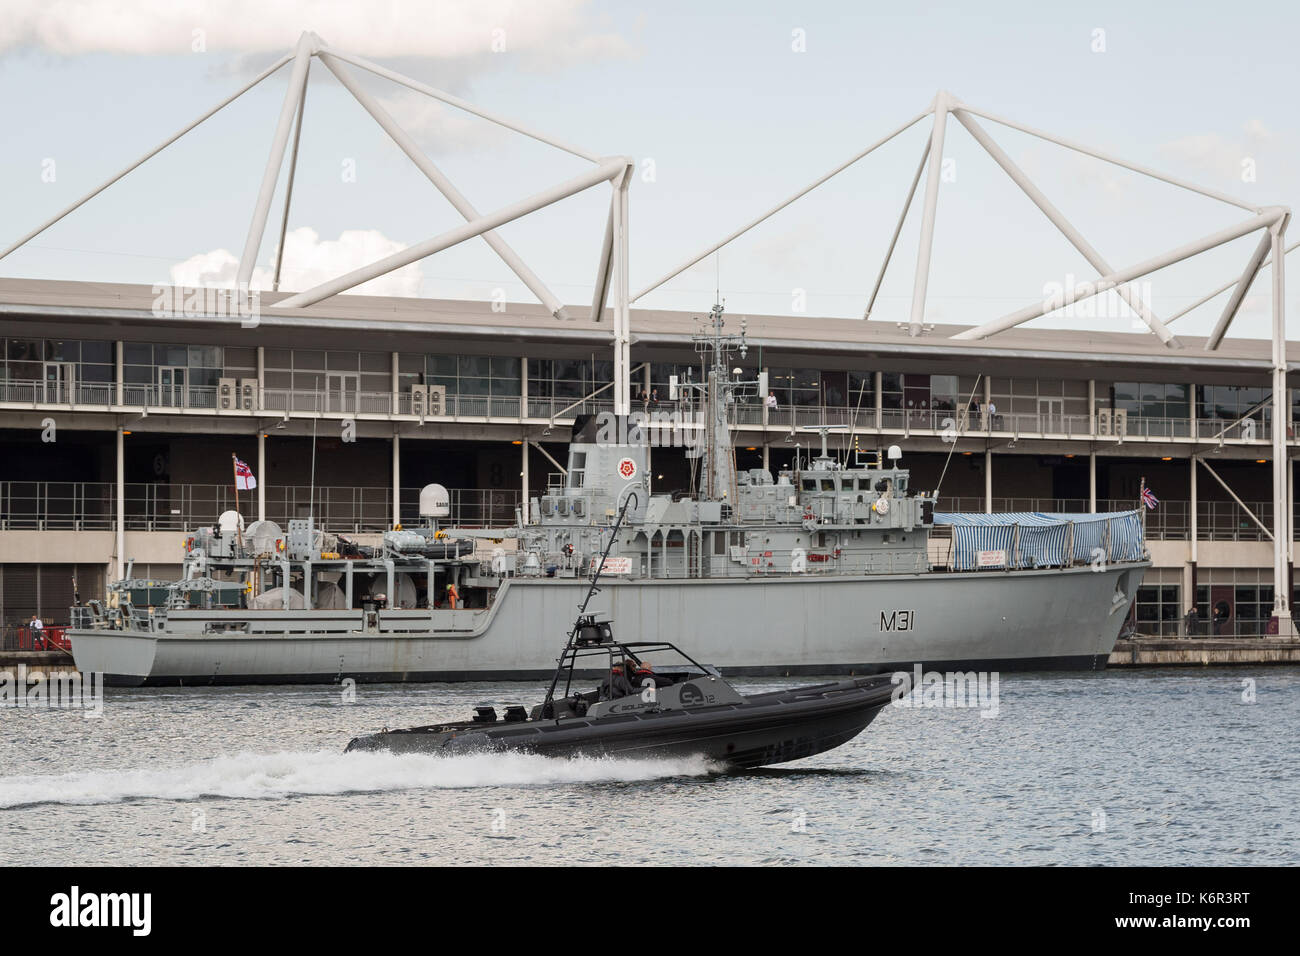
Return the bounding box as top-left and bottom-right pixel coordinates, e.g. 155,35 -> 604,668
684,303 -> 762,503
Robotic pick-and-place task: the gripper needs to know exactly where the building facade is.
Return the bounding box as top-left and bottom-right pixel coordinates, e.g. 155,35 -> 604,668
1,277 -> 1295,640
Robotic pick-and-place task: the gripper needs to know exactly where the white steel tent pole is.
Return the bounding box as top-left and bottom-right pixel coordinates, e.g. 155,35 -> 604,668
909,92 -> 951,336
955,103 -> 1258,212
1270,215 -> 1293,635
237,31 -> 316,290
1167,239 -> 1300,324
614,165 -> 632,415
864,139 -> 929,319
590,196 -> 616,321
954,109 -> 1180,347
1204,230 -> 1273,349
0,53 -> 293,262
631,110 -> 931,303
317,46 -> 602,163
273,62 -> 310,292
273,157 -> 626,309
952,209 -> 1285,340
319,52 -> 570,319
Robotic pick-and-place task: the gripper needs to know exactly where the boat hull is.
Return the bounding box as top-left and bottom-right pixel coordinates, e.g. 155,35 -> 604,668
70,561 -> 1147,685
345,675 -> 896,769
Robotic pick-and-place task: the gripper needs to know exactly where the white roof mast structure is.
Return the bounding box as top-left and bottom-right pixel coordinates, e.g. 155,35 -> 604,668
635,90 -> 1294,635
0,31 -> 636,415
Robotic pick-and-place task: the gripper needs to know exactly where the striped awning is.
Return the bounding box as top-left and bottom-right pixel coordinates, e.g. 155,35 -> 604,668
933,510 -> 1145,570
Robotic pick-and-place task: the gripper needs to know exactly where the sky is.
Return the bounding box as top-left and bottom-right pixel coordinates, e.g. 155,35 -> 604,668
0,0 -> 1297,341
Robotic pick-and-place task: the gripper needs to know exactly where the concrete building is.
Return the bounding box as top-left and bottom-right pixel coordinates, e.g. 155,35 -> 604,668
0,276 -> 1294,638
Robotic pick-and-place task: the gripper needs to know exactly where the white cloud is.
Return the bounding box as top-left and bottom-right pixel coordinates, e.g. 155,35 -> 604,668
170,226 -> 423,297
1159,121 -> 1275,182
376,90 -> 507,154
0,0 -> 633,64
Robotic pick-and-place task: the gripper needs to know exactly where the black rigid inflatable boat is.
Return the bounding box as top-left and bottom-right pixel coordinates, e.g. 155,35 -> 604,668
345,491 -> 896,769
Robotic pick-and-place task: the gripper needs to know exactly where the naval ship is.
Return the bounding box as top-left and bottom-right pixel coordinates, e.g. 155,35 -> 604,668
67,306 -> 1149,686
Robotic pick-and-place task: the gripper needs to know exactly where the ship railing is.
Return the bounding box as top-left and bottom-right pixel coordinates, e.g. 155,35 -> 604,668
0,482 -> 521,533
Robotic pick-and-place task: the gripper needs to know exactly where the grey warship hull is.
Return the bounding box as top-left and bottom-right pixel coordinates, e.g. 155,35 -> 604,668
70,561 -> 1144,686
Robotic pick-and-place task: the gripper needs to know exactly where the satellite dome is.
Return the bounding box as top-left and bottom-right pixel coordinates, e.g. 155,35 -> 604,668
217,510 -> 245,533
419,483 -> 450,518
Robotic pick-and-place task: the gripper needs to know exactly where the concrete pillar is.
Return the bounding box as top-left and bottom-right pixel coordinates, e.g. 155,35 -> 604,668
1269,221 -> 1293,635
257,431 -> 266,522
115,425 -> 125,580
1188,453 -> 1198,633
984,448 -> 992,514
1088,379 -> 1096,436
762,443 -> 770,472
392,433 -> 401,528
874,371 -> 883,430
114,341 -> 124,406
983,377 -> 993,433
390,351 -> 399,412
1089,450 -> 1097,513
520,355 -> 529,418
256,345 -> 265,410
521,438 -> 530,523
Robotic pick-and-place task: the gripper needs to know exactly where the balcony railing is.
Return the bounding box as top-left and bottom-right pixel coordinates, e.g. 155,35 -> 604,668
937,496 -> 1276,542
0,482 -> 520,533
1,377 -> 1282,443
0,482 -> 1280,540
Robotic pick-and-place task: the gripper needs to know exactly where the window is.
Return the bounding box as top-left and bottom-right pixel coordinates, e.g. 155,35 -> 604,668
1197,385 -> 1269,425
1110,382 -> 1189,419
1134,584 -> 1181,636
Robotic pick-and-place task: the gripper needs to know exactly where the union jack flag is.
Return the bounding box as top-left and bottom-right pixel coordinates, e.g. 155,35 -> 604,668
234,456 -> 257,491
1141,486 -> 1158,510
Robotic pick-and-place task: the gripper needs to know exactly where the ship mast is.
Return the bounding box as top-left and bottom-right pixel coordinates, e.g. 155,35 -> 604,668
689,303 -> 756,503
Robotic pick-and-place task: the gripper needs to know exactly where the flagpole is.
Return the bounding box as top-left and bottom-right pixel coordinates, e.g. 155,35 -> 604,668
232,453 -> 245,550
1139,474 -> 1147,539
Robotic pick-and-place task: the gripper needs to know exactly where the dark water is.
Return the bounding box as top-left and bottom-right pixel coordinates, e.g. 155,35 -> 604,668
2,667 -> 1297,866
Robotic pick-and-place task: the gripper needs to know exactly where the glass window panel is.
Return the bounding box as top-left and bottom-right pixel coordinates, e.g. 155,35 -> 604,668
7,339 -> 41,361
491,356 -> 520,378
46,340 -> 78,362
294,349 -> 325,370
360,351 -> 389,373
428,354 -> 457,378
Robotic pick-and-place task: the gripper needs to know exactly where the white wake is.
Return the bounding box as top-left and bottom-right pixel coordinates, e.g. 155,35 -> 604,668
0,750 -> 716,807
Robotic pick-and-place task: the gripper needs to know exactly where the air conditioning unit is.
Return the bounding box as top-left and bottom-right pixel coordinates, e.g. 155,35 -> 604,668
218,377 -> 238,410
238,379 -> 257,411
410,384 -> 429,416
1096,408 -> 1127,437
427,384 -> 446,416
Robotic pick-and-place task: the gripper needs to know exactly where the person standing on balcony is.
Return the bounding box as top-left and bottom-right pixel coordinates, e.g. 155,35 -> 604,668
766,390 -> 779,410
986,400 -> 998,430
28,614 -> 44,650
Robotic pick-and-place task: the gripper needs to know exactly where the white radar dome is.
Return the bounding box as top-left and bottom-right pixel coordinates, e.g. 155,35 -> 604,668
419,483 -> 451,518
